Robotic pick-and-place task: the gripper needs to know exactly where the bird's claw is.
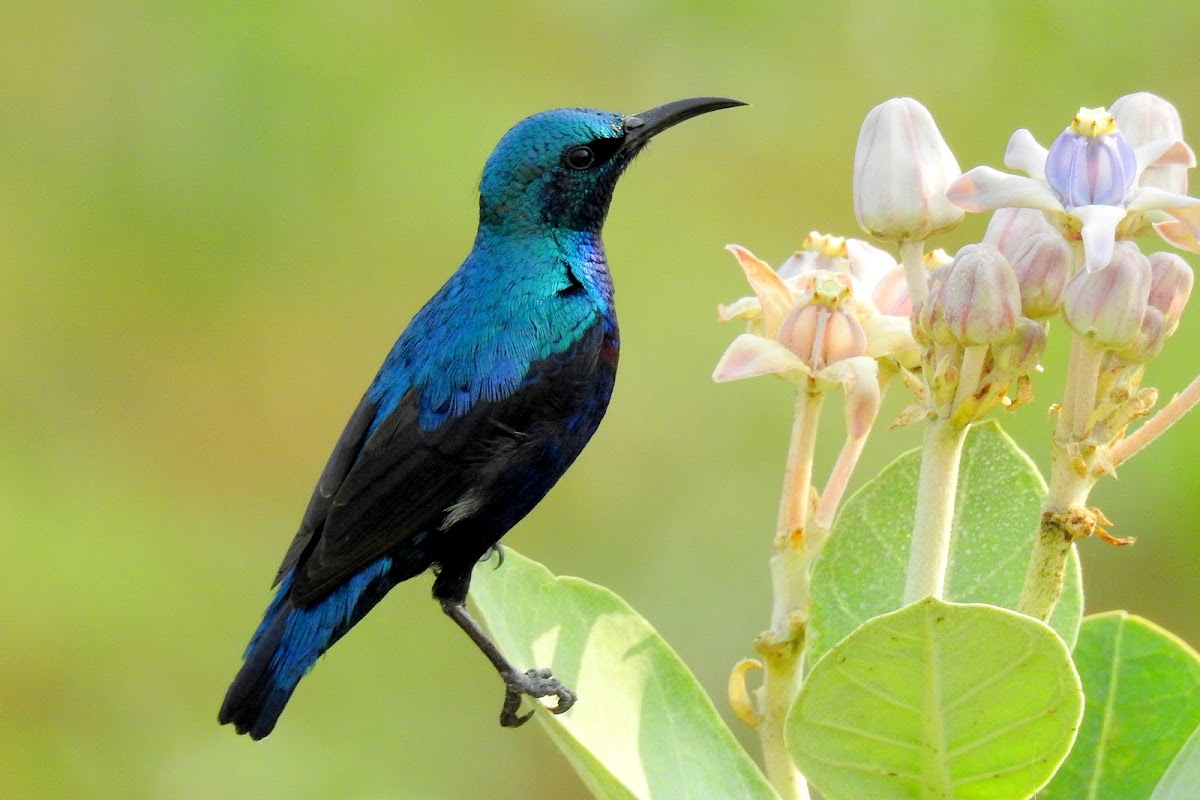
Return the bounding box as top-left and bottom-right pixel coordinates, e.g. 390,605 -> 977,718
499,667 -> 576,728
479,544 -> 505,569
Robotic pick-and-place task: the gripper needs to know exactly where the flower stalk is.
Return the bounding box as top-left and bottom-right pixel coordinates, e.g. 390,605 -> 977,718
903,417 -> 970,602
900,240 -> 929,308
1017,326 -> 1108,620
764,387 -> 823,635
752,385 -> 822,800
1111,371 -> 1200,464
1017,450 -> 1095,621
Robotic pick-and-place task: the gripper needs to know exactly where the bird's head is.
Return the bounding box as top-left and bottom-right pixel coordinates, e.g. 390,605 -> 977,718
477,97 -> 745,234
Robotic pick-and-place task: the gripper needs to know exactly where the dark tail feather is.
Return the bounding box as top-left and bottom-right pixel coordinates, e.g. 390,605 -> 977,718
219,558 -> 395,739
218,591 -> 299,739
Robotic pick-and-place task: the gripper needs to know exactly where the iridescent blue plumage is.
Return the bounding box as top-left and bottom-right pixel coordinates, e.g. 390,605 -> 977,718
219,98 -> 744,739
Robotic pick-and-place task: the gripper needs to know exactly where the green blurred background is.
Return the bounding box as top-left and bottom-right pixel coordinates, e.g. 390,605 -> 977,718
4,2 -> 1199,798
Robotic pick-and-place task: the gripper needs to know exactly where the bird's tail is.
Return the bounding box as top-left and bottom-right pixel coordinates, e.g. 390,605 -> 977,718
218,558 -> 396,739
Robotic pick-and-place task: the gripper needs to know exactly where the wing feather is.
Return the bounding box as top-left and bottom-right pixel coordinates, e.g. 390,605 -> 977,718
287,322 -> 609,607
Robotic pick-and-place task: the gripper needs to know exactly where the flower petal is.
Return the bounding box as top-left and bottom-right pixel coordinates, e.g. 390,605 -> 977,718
1074,204 -> 1128,272
776,250 -> 817,280
862,314 -> 919,364
726,245 -> 793,337
1126,186 -> 1200,213
817,356 -> 881,439
717,295 -> 762,323
844,238 -> 898,287
1155,219 -> 1200,253
1135,138 -> 1197,177
712,334 -> 810,383
946,167 -> 1064,213
1166,204 -> 1200,238
1003,129 -> 1048,181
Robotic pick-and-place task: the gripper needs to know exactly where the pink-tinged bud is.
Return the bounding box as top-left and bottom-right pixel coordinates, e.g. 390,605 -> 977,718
1115,306 -> 1168,363
939,244 -> 1021,345
872,265 -> 912,316
983,207 -> 1059,262
1110,92 -> 1189,194
853,97 -> 964,242
1063,241 -> 1152,346
916,263 -> 955,345
1147,251 -> 1193,333
777,303 -> 867,371
1009,233 -> 1073,319
994,317 -> 1048,376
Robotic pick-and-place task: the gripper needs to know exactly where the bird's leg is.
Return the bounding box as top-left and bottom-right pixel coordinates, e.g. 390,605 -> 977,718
437,596 -> 576,726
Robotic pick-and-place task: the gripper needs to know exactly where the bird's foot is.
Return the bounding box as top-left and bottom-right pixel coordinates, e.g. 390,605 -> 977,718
499,668 -> 576,728
479,544 -> 505,569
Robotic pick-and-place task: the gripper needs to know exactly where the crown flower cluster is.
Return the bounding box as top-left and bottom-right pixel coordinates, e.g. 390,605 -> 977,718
713,94 -> 1200,799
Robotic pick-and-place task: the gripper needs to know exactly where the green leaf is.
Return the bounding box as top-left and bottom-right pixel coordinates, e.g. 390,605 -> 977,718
1151,723 -> 1200,800
1040,612 -> 1200,800
788,598 -> 1083,800
469,548 -> 778,800
807,420 -> 1082,664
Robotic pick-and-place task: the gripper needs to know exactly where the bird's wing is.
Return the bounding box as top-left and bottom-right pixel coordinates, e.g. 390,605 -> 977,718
272,392 -> 379,586
284,321 -> 607,607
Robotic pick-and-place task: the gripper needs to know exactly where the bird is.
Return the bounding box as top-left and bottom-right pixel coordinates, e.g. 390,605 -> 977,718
218,97 -> 745,740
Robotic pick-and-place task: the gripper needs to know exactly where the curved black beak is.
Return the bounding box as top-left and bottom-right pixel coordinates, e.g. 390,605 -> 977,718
622,96 -> 747,150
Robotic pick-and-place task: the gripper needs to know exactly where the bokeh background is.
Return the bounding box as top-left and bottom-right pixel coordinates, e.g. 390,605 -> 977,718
4,2 -> 1199,798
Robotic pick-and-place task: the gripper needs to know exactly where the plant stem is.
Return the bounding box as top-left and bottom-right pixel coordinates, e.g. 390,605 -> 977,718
903,418 -> 969,603
754,386 -> 822,800
900,240 -> 928,309
769,388 -> 823,636
1111,371 -> 1200,466
953,344 -> 988,410
810,366 -> 886,544
810,431 -> 867,552
1068,337 -> 1104,440
1016,452 -> 1093,621
1018,332 -> 1103,620
754,636 -> 810,800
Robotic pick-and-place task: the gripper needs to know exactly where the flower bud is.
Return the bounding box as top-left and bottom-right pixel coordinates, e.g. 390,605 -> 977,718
1009,233 -> 1073,319
993,317 -> 1048,376
1063,241 -> 1151,346
1114,306 -> 1168,363
939,244 -> 1021,346
1147,251 -> 1194,333
777,303 -> 867,371
916,263 -> 955,345
1110,92 -> 1189,194
872,265 -> 912,316
853,97 -> 963,242
983,207 -> 1059,262
1044,107 -> 1138,208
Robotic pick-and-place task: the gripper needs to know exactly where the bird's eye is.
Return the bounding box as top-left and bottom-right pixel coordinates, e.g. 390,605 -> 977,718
564,146 -> 596,170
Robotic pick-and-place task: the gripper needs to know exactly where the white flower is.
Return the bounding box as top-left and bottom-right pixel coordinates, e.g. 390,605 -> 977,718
713,239 -> 917,389
947,105 -> 1200,272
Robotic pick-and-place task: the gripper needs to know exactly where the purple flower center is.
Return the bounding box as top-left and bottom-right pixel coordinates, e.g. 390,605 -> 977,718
1044,128 -> 1137,208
